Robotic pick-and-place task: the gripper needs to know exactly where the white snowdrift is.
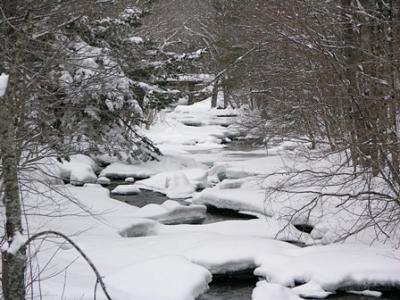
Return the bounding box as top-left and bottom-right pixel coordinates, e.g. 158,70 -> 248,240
252,282 -> 302,300
61,154 -> 100,185
133,200 -> 207,225
135,168 -> 207,199
255,244 -> 400,298
106,256 -> 212,300
144,98 -> 240,153
111,184 -> 141,195
100,155 -> 205,179
23,154 -> 99,186
1,183 -> 399,299
184,236 -> 296,274
193,185 -> 272,216
157,218 -> 308,243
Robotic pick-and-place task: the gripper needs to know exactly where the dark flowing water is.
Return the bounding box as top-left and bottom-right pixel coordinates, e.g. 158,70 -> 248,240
198,276 -> 257,300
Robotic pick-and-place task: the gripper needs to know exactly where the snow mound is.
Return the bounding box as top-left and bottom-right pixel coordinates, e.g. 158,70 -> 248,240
255,244 -> 400,296
100,155 -> 204,179
106,256 -> 212,300
158,219 -> 309,245
125,177 -> 135,183
144,98 -> 240,153
252,282 -> 302,300
184,237 -> 296,274
97,176 -> 111,185
136,168 -> 207,199
193,186 -> 273,216
133,200 -> 207,225
207,164 -> 254,185
111,184 -> 141,195
60,154 -> 99,186
172,97 -> 238,127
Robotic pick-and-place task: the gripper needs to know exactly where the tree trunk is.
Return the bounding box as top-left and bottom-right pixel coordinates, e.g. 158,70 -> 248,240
211,79 -> 219,108
187,83 -> 195,105
0,20 -> 27,296
0,92 -> 26,300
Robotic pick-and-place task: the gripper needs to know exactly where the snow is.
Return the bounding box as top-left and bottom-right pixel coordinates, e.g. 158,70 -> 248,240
255,244 -> 400,297
3,232 -> 27,255
60,154 -> 99,185
111,184 -> 141,195
291,281 -> 332,298
106,256 -> 211,300
125,176 -> 135,183
97,176 -> 111,185
3,178 -> 399,299
252,282 -> 302,300
135,168 -> 207,198
100,155 -> 205,179
127,36 -> 144,44
7,98 -> 400,299
0,73 -> 9,97
144,98 -> 239,154
157,219 -> 306,242
348,290 -> 382,297
184,236 -> 296,274
133,200 -> 207,225
193,183 -> 273,216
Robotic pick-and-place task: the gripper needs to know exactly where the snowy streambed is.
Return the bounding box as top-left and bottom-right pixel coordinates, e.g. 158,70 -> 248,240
105,163 -> 400,300
10,98 -> 400,299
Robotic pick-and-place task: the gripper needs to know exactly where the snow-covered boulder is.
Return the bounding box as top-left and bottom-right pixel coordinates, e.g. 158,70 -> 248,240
184,237 -> 295,274
253,282 -> 302,300
216,178 -> 245,189
60,154 -> 99,186
135,169 -> 207,199
133,200 -> 207,225
255,244 -> 400,297
106,256 -> 211,300
193,186 -> 272,216
125,177 -> 135,183
100,155 -> 205,180
111,184 -> 141,195
165,173 -> 196,199
97,176 -> 111,185
207,164 -> 253,185
118,219 -> 160,237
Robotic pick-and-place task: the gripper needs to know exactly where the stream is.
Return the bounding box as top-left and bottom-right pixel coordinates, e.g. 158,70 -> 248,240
109,187 -> 399,300
108,142 -> 399,300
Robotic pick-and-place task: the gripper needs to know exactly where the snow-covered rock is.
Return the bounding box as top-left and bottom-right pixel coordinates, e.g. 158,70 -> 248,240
193,186 -> 272,216
185,236 -> 296,274
111,184 -> 141,195
207,164 -> 254,185
100,155 -> 205,179
106,256 -> 212,300
58,154 -> 99,186
252,282 -> 302,300
255,244 -> 400,296
125,177 -> 135,183
133,200 -> 207,225
135,168 -> 207,199
97,176 -> 111,185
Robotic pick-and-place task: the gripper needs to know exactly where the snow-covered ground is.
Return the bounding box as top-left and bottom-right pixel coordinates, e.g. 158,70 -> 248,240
10,183 -> 400,299
4,97 -> 400,299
